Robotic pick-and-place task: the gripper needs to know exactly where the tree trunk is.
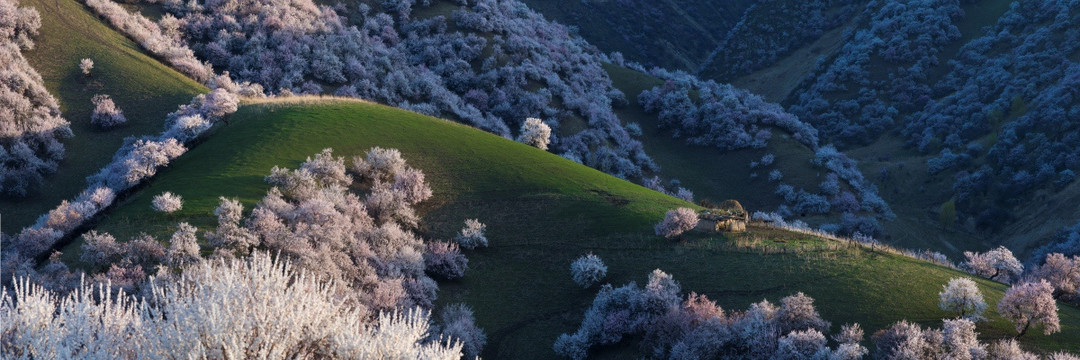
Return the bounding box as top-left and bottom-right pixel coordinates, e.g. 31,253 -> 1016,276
1016,321 -> 1031,339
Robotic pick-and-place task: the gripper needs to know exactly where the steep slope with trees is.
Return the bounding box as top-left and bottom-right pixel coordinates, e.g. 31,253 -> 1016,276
780,0 -> 1080,258
0,0 -> 205,230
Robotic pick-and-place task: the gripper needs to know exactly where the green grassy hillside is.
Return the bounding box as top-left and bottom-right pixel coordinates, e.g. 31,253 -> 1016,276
0,0 -> 206,231
82,98 -> 1080,358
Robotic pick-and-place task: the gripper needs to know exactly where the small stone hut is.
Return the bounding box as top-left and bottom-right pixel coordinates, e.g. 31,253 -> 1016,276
696,199 -> 748,233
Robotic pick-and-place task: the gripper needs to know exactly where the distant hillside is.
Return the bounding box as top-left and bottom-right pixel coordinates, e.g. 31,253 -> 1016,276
83,99 -> 1080,358
520,0 -> 755,71
785,0 -> 1080,259
699,0 -> 867,83
685,0 -> 1019,257
508,0 -> 897,240
666,0 -> 1080,260
0,0 -> 205,231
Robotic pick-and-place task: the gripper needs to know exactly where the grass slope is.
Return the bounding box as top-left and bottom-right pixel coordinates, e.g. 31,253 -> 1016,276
0,0 -> 206,231
83,98 -> 1080,358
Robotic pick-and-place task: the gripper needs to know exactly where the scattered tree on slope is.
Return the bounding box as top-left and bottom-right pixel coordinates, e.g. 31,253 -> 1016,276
963,246 -> 1024,284
998,280 -> 1061,339
655,207 -> 699,239
570,253 -> 607,288
90,94 -> 127,129
939,277 -> 987,321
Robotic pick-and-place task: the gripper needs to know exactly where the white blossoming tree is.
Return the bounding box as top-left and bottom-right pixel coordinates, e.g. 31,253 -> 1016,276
152,191 -> 183,213
939,277 -> 987,321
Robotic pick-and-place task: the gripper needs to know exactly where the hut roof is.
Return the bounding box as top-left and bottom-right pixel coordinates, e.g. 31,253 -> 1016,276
716,199 -> 745,215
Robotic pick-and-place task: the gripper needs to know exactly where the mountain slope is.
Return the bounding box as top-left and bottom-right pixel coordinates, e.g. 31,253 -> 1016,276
767,0 -> 1060,259
0,0 -> 206,231
521,0 -> 754,71
658,0 -> 1067,259
82,98 -> 1080,358
699,0 -> 867,83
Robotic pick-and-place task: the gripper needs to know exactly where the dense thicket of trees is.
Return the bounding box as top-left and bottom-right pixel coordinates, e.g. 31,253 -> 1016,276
1,253 -> 465,359
85,0 -> 213,82
197,147 -> 444,312
0,0 -> 72,197
87,0 -> 899,232
926,1 -> 1080,225
789,0 -> 971,148
553,270 -> 847,359
638,70 -> 819,150
1033,221 -> 1080,265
